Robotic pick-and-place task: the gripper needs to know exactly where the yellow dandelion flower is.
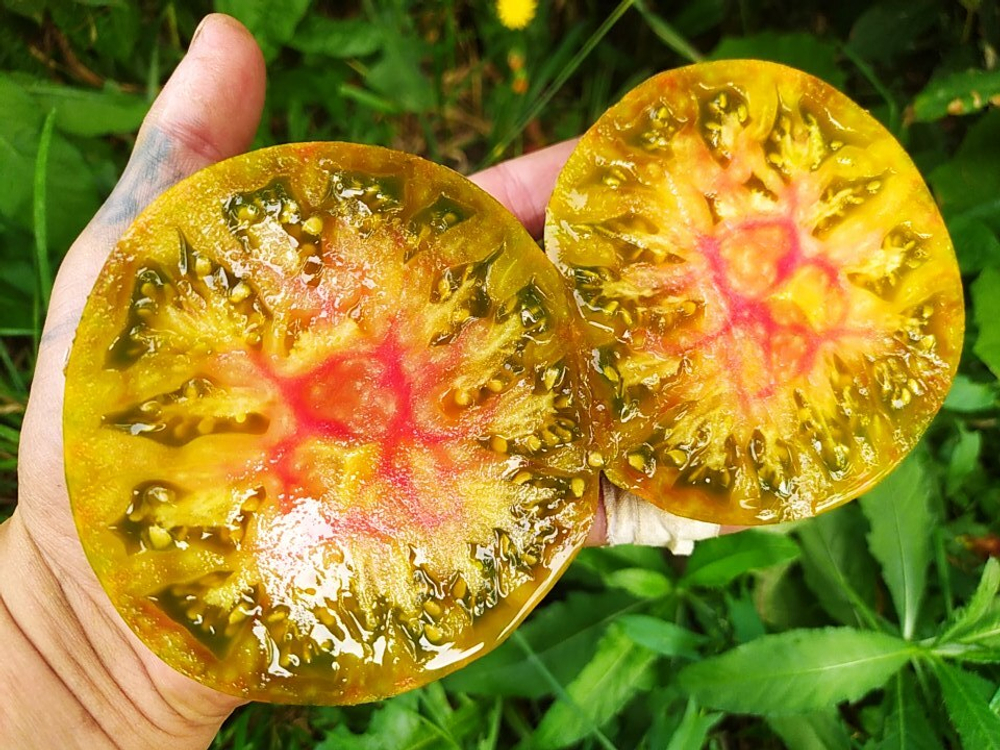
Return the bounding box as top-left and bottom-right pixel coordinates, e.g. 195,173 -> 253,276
497,0 -> 537,30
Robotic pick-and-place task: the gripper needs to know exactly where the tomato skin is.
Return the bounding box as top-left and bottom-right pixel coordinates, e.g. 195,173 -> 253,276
546,61 -> 964,526
65,143 -> 597,704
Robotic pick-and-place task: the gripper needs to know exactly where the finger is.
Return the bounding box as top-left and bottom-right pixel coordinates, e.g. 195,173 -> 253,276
43,13 -> 266,346
469,139 -> 579,238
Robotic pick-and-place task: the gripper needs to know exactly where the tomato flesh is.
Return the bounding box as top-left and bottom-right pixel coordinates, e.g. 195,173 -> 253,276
65,143 -> 596,704
545,61 -> 964,525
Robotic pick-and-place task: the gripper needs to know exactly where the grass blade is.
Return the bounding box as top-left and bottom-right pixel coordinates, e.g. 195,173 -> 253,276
482,0 -> 636,167
634,0 -> 703,63
34,108 -> 56,315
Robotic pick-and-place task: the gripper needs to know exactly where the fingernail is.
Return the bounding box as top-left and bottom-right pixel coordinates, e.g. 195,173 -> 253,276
190,14 -> 213,48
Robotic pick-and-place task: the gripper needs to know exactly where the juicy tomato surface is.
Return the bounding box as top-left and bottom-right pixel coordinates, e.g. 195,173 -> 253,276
545,60 -> 964,526
65,143 -> 597,704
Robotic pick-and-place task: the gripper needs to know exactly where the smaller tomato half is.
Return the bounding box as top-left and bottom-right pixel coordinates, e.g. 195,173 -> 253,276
545,60 -> 964,526
65,143 -> 597,704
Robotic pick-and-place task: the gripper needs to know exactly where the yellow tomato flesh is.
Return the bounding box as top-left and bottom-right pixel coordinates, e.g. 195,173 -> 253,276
65,143 -> 596,704
545,61 -> 964,525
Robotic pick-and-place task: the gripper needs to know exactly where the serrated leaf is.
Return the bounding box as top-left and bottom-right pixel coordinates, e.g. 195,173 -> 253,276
678,628 -> 913,715
533,624 -> 657,750
913,68 -> 1000,122
618,614 -> 705,659
666,699 -> 723,750
290,15 -> 383,58
443,590 -> 637,698
767,709 -> 852,750
797,504 -> 879,627
972,268 -> 1000,379
940,559 -> 1000,646
317,694 -> 426,750
879,671 -> 943,750
605,568 -> 672,598
934,662 -> 1000,750
710,32 -> 846,89
945,375 -> 998,413
859,454 -> 935,638
682,529 -> 800,589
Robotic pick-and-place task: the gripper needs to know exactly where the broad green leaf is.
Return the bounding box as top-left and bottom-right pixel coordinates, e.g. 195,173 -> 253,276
948,216 -> 1000,275
670,0 -> 725,37
0,75 -> 99,298
665,699 -> 722,750
727,590 -> 766,643
847,0 -> 939,64
767,709 -> 852,750
291,15 -> 382,58
934,662 -> 1000,750
859,455 -> 935,638
682,529 -> 799,589
618,614 -> 705,659
945,375 -> 998,413
366,35 -> 435,113
573,544 -> 672,577
946,425 -> 982,496
678,628 -> 913,715
214,0 -> 312,61
605,568 -> 672,599
879,671 -> 943,750
929,110 -> 1000,219
972,268 -> 1000,379
443,590 -> 637,698
0,75 -> 41,223
913,68 -> 1000,122
797,504 -> 878,628
710,32 -> 846,89
6,75 -> 149,137
533,624 -> 657,750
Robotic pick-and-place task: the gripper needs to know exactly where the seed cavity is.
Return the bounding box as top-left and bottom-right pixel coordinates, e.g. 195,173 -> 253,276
329,171 -> 403,232
812,173 -> 887,238
846,225 -> 929,298
699,87 -> 750,165
408,195 -> 472,257
152,573 -> 260,657
627,99 -> 680,152
103,377 -> 269,446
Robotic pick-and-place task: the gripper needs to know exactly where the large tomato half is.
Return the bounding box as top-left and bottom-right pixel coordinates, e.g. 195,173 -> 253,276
65,143 -> 597,704
546,60 -> 963,526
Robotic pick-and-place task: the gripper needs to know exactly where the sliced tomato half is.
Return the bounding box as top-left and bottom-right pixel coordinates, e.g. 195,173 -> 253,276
545,61 -> 964,526
65,143 -> 597,704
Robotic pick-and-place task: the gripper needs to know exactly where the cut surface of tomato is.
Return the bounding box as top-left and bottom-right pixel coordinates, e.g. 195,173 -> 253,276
65,143 -> 596,704
545,61 -> 963,525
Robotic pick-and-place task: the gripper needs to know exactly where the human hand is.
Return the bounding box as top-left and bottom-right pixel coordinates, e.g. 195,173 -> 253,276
1,13 -> 722,749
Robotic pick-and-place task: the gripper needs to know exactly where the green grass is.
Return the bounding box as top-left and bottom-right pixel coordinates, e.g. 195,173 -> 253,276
2,0 -> 1000,747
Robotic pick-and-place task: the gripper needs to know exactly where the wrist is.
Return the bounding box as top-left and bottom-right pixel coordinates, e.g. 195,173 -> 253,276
0,512 -> 242,749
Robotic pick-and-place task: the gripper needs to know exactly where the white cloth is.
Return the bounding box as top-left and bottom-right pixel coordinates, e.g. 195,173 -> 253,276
602,476 -> 720,555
